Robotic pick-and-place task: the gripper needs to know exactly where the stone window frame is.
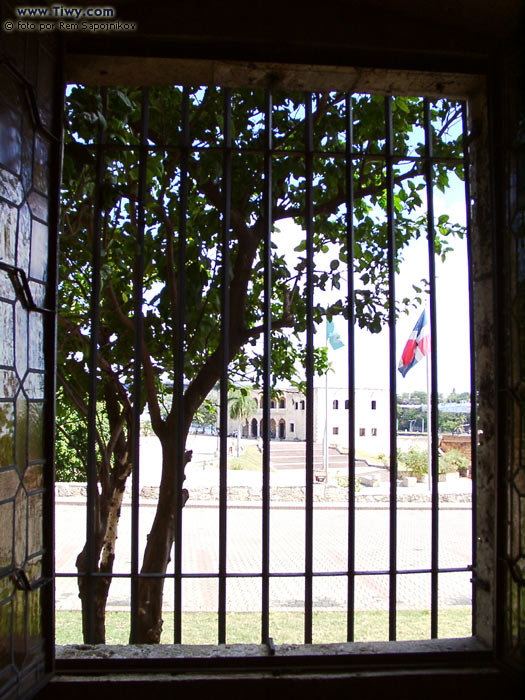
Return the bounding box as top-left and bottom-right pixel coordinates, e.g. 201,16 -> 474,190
57,55 -> 498,665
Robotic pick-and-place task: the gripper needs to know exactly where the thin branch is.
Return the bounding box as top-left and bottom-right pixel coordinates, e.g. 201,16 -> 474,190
105,282 -> 164,437
270,163 -> 420,224
151,201 -> 179,370
242,315 -> 295,342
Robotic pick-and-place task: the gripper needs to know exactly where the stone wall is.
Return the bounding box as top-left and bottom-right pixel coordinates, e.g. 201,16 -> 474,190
55,482 -> 471,505
439,435 -> 472,460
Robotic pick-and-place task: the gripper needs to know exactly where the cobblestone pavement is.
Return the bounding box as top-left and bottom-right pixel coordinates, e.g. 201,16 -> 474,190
56,501 -> 472,613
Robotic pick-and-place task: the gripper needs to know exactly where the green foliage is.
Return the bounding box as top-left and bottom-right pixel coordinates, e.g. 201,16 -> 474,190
440,449 -> 469,473
58,86 -> 467,635
398,391 -> 429,405
55,421 -> 86,482
397,405 -> 425,432
397,390 -> 471,434
60,88 -> 466,413
397,447 -> 428,477
397,447 -> 469,476
227,445 -> 263,471
194,396 -> 218,428
438,412 -> 467,434
228,386 -> 257,422
55,394 -> 87,482
54,393 -> 112,482
140,419 -> 155,436
335,475 -> 361,492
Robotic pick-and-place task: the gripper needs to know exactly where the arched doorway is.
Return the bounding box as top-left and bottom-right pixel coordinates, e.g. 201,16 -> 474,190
251,418 -> 258,438
279,419 -> 286,440
270,419 -> 276,439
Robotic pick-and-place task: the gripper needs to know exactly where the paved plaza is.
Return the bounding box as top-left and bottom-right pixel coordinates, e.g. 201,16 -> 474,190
56,435 -> 473,615
55,499 -> 472,614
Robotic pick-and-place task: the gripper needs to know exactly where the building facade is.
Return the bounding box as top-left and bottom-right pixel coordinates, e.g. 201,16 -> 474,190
228,387 -> 389,452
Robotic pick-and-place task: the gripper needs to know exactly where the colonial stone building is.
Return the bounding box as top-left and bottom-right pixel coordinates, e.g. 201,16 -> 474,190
228,387 -> 389,452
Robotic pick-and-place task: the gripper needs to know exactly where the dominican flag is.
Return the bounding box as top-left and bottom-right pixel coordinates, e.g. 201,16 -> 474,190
398,309 -> 431,377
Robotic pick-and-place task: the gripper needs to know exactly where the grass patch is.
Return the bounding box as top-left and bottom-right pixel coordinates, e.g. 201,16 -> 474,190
228,445 -> 263,471
56,607 -> 471,646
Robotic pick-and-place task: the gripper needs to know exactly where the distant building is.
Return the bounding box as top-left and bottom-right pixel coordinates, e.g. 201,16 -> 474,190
226,387 -> 389,453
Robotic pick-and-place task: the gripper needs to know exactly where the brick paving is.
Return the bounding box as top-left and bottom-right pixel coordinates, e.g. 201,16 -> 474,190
55,500 -> 472,613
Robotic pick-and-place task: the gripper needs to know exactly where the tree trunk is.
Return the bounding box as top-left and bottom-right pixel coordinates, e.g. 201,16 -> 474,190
237,418 -> 241,456
76,465 -> 130,643
135,431 -> 189,643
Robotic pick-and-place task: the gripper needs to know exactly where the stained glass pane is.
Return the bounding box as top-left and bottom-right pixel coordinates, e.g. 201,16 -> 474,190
0,25 -> 57,694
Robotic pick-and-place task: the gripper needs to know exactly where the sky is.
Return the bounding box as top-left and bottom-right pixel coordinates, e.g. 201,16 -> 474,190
273,174 -> 471,397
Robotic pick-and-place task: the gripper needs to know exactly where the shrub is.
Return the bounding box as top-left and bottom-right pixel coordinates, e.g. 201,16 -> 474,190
439,448 -> 469,474
397,447 -> 428,478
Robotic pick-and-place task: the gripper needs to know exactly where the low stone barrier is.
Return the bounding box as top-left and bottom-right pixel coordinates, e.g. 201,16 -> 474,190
56,482 -> 471,504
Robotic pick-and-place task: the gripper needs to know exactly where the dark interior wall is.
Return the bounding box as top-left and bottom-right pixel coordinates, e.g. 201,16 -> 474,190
38,666 -> 522,700
63,0 -> 518,72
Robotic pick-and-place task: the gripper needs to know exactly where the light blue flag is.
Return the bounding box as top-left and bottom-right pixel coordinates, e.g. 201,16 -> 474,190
327,320 -> 344,350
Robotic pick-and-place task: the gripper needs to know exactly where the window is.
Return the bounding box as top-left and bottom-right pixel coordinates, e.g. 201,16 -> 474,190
0,8 -> 521,694
371,428 -> 377,436
371,400 -> 377,410
279,398 -> 286,408
290,423 -> 295,432
54,74 -> 483,662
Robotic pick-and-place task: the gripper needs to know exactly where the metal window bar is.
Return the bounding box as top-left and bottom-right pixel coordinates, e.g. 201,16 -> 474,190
85,87 -> 107,644
218,88 -> 232,644
345,93 -> 357,642
261,89 -> 273,645
57,564 -> 470,581
57,86 -> 474,649
174,87 -> 190,644
385,96 -> 399,641
304,91 -> 315,645
423,98 -> 440,639
462,101 -> 478,636
130,86 -> 149,644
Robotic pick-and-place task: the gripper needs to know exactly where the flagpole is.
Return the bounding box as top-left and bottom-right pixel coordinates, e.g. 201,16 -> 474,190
426,350 -> 431,491
324,319 -> 329,481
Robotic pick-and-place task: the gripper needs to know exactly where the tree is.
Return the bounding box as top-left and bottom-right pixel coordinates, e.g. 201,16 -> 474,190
397,404 -> 424,432
228,386 -> 258,455
59,86 -> 465,642
438,412 -> 468,434
193,393 -> 218,432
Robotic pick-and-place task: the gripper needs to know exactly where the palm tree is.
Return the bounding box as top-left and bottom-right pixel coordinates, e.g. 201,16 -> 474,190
228,387 -> 257,456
